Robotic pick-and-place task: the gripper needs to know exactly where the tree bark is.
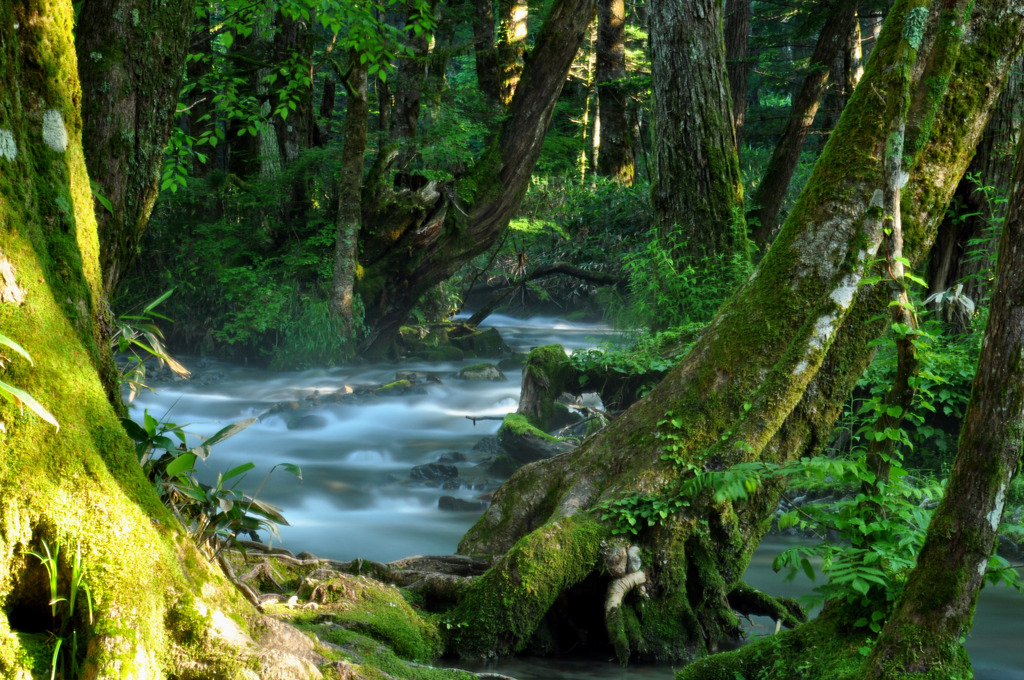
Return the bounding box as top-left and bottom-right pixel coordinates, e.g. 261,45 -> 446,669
648,0 -> 746,261
354,0 -> 598,357
859,70 -> 1024,680
473,0 -> 501,102
724,0 -> 751,150
927,53 -> 1024,309
452,0 -> 1024,663
332,53 -> 370,326
392,0 -> 436,141
496,0 -> 529,104
75,0 -> 197,298
0,2 -> 317,676
748,0 -> 860,249
596,0 -> 636,184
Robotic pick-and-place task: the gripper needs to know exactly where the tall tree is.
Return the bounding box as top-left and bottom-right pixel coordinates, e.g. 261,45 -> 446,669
927,55 -> 1024,309
648,0 -> 746,261
75,0 -> 198,297
596,0 -> 636,184
449,0 -> 1024,663
353,0 -> 599,356
859,96 -> 1024,679
472,0 -> 501,101
496,0 -> 529,104
748,0 -> 860,249
332,52 -> 370,328
724,0 -> 752,149
0,0 -> 321,675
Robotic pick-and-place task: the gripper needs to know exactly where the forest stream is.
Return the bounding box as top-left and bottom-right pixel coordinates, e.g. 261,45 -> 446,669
129,315 -> 1024,679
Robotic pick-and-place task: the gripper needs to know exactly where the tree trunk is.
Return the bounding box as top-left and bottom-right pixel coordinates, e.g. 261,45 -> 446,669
927,53 -> 1024,309
473,0 -> 501,102
75,0 -> 197,298
496,0 -> 529,104
451,0 -> 1023,663
392,0 -> 436,141
724,0 -> 751,150
332,53 -> 370,326
596,0 -> 635,184
859,74 -> 1024,680
648,0 -> 746,261
354,0 -> 598,357
748,0 -> 859,249
0,2 -> 317,676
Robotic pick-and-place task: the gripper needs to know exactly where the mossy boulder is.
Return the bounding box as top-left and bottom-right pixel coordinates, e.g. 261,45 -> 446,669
448,327 -> 507,358
456,363 -> 506,382
375,380 -> 412,395
497,413 -> 574,464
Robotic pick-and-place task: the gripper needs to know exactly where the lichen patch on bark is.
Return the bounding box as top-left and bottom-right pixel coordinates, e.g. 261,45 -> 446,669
0,256 -> 26,304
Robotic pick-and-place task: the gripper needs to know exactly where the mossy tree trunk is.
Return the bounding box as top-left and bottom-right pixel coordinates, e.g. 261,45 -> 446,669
496,0 -> 529,105
450,0 -> 1024,663
926,53 -> 1024,309
331,51 -> 369,327
596,0 -> 636,185
648,0 -> 747,262
472,0 -> 502,102
857,83 -> 1024,680
748,0 -> 860,249
354,0 -> 597,358
75,0 -> 197,298
0,2 -> 313,676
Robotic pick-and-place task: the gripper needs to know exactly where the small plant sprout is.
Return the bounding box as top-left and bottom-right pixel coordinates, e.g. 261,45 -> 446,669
25,540 -> 94,680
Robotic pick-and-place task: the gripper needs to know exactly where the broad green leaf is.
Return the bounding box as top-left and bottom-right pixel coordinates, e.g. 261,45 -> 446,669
165,453 -> 197,478
221,461 -> 256,483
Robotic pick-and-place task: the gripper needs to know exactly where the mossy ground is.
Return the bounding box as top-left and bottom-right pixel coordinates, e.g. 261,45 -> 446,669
224,552 -> 475,679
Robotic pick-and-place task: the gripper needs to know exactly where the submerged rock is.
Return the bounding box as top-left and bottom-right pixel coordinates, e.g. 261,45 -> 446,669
456,362 -> 506,381
287,414 -> 328,431
438,496 -> 487,512
410,462 -> 458,485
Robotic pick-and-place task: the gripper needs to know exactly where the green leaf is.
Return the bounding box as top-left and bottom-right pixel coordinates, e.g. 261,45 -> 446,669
193,417 -> 256,451
0,333 -> 33,364
164,453 -> 197,478
801,557 -> 815,581
221,462 -> 256,483
275,463 -> 303,480
0,379 -> 59,430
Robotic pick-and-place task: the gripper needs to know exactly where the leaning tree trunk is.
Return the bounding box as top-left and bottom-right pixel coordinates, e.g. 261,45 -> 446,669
449,0 -> 1024,664
748,0 -> 860,249
859,72 -> 1024,680
649,0 -> 746,261
354,0 -> 598,358
0,2 -> 319,677
595,0 -> 636,184
75,0 -> 197,298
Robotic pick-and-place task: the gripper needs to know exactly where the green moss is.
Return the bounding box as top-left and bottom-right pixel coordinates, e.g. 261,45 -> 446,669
447,513 -> 606,658
498,413 -> 560,443
675,609 -> 866,680
301,623 -> 475,680
376,379 -> 413,395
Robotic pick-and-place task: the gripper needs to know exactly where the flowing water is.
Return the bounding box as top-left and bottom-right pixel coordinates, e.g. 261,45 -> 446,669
129,315 -> 1023,677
